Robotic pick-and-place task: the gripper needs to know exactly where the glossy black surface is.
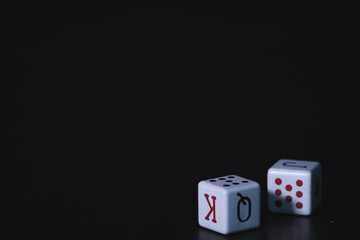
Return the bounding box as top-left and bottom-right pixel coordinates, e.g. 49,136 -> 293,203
2,2 -> 359,239
1,152 -> 359,239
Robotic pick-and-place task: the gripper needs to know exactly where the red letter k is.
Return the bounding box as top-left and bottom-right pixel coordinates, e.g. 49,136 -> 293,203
204,194 -> 217,223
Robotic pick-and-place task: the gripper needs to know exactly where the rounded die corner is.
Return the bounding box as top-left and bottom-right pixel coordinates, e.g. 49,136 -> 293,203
198,180 -> 216,188
267,168 -> 277,175
295,208 -> 313,216
252,181 -> 261,189
314,162 -> 323,172
216,224 -> 236,235
198,180 -> 206,187
198,181 -> 205,191
249,218 -> 262,230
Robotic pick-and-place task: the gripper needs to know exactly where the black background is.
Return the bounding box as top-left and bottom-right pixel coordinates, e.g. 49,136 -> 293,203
1,1 -> 360,239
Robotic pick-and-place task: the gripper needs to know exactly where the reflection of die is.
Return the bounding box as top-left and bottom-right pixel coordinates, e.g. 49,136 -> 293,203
267,159 -> 322,215
198,175 -> 261,234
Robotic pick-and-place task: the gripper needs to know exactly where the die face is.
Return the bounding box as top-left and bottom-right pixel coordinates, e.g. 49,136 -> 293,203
227,184 -> 261,234
268,170 -> 311,215
198,175 -> 261,234
267,159 -> 322,215
310,164 -> 322,210
271,159 -> 320,173
198,181 -> 228,233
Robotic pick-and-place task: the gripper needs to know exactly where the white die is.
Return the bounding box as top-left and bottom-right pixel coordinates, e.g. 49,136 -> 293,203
198,175 -> 261,235
267,159 -> 322,215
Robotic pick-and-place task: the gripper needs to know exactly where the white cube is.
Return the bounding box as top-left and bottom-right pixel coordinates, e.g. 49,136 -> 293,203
267,159 -> 322,215
198,175 -> 261,234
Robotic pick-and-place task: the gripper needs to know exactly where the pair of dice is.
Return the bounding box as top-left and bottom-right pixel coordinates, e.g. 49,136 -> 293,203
198,159 -> 322,235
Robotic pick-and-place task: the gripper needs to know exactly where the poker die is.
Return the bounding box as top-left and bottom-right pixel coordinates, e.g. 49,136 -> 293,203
267,159 -> 322,215
198,175 -> 261,234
